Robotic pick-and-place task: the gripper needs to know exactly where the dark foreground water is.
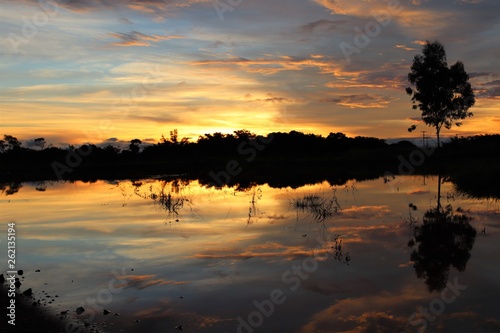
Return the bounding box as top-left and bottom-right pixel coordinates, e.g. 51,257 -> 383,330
1,175 -> 499,333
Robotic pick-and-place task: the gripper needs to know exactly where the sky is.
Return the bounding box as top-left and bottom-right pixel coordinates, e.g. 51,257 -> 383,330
0,0 -> 499,146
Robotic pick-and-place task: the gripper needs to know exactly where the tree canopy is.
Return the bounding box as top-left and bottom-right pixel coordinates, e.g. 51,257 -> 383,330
406,41 -> 475,147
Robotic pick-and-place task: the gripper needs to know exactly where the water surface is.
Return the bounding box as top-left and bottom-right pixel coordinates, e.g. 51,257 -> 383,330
1,176 -> 499,332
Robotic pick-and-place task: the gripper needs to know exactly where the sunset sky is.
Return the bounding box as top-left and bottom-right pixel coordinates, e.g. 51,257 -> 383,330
1,0 -> 499,146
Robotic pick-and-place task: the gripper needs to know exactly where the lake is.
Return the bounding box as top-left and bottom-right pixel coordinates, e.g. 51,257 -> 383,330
1,175 -> 499,333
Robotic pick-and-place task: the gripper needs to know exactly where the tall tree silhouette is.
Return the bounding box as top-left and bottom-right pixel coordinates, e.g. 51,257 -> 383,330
129,139 -> 142,153
3,135 -> 21,151
408,175 -> 477,292
406,41 -> 475,148
34,137 -> 46,150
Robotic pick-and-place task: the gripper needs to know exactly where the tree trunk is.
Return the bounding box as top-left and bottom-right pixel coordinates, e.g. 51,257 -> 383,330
436,127 -> 441,149
437,173 -> 442,212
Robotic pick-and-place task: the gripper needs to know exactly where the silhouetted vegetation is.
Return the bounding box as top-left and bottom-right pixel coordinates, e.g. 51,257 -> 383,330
0,131 -> 498,196
292,192 -> 341,223
406,41 -> 475,148
0,130 -> 389,183
441,135 -> 500,199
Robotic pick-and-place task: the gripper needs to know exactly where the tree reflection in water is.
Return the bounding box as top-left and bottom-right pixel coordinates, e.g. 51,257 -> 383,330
132,179 -> 194,224
291,188 -> 341,224
290,187 -> 350,264
407,175 -> 477,292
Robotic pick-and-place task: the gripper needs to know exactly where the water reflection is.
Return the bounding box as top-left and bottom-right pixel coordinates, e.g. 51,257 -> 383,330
407,174 -> 477,292
448,172 -> 500,200
1,176 -> 498,332
247,187 -> 263,225
130,179 -> 198,224
291,191 -> 341,223
290,188 -> 349,263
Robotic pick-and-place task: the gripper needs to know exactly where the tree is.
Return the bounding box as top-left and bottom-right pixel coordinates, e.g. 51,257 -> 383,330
170,129 -> 178,144
3,135 -> 21,151
406,41 -> 475,148
129,139 -> 142,153
234,129 -> 256,141
34,137 -> 46,150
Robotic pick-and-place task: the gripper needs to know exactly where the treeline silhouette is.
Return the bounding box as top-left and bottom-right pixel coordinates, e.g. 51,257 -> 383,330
0,131 -> 499,193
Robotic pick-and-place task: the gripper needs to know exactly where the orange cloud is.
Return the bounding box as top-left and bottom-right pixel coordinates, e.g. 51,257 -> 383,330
191,242 -> 329,261
116,274 -> 187,289
395,44 -> 417,51
340,205 -> 392,219
109,31 -> 183,47
320,94 -> 398,109
191,55 -> 342,76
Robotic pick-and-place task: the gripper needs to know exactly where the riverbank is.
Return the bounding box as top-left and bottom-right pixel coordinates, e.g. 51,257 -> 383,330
0,282 -> 67,333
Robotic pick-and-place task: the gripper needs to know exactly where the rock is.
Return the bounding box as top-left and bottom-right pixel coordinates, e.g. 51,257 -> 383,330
61,310 -> 68,315
175,325 -> 183,331
35,269 -> 41,272
0,274 -> 4,284
76,306 -> 85,315
14,280 -> 22,288
22,288 -> 33,296
17,269 -> 24,276
103,310 -> 110,315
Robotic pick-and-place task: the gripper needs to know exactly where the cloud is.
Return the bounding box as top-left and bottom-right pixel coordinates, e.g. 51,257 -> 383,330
119,17 -> 134,24
395,44 -> 417,51
12,0 -> 210,16
253,94 -> 289,103
191,242 -> 326,261
311,0 -> 499,43
132,114 -> 179,124
191,55 -> 342,76
412,40 -> 427,45
320,94 -> 397,109
340,205 -> 392,219
475,78 -> 500,99
109,31 -> 183,47
407,116 -> 422,122
297,294 -> 412,333
299,19 -> 348,33
116,274 -> 187,290
324,62 -> 408,91
207,40 -> 235,49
